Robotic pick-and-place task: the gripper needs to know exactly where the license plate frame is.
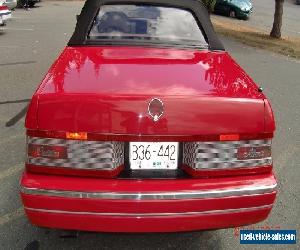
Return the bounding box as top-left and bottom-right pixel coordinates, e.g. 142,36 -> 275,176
129,142 -> 179,170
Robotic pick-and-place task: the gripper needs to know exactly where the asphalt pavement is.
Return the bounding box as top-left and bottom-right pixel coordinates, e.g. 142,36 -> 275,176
0,1 -> 299,250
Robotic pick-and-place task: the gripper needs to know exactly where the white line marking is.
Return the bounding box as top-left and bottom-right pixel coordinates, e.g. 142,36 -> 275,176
0,163 -> 23,181
0,45 -> 20,48
0,207 -> 24,226
10,17 -> 27,19
0,28 -> 34,31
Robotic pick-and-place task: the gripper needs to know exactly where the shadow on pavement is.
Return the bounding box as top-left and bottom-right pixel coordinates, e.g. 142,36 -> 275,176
31,228 -> 223,250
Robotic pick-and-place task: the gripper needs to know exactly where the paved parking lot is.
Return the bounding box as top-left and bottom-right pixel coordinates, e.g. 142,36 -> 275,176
0,1 -> 299,249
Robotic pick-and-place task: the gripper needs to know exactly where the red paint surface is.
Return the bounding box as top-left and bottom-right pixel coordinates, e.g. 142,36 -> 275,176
26,164 -> 124,178
182,164 -> 273,177
21,171 -> 277,193
25,47 -> 274,135
25,207 -> 272,233
37,47 -> 264,98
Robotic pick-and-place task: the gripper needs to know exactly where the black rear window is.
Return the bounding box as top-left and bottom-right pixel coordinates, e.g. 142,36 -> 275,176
88,4 -> 208,47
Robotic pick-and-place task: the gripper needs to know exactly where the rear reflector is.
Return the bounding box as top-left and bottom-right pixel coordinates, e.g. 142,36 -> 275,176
0,6 -> 9,11
237,146 -> 271,160
28,144 -> 67,159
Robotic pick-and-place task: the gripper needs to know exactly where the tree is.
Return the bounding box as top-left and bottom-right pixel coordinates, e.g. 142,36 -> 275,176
270,0 -> 284,38
201,0 -> 216,13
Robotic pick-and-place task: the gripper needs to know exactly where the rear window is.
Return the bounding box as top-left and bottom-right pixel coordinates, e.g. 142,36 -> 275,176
88,4 -> 208,47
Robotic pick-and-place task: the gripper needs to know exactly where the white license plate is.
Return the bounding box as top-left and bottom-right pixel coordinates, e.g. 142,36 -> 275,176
129,142 -> 179,170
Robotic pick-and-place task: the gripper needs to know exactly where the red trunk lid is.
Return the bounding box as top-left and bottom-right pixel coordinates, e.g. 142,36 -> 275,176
31,47 -> 266,135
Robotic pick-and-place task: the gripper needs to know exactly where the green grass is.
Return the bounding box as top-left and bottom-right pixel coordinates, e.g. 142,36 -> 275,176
212,18 -> 300,60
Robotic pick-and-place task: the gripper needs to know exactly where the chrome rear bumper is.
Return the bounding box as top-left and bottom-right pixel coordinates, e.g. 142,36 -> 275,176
20,183 -> 277,200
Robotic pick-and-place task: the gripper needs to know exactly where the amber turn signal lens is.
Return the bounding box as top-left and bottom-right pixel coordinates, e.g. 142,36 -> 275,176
237,146 -> 271,160
220,134 -> 240,141
66,132 -> 87,140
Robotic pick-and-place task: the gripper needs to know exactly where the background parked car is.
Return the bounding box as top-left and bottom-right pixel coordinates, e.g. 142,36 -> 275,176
3,0 -> 17,10
0,1 -> 11,25
17,0 -> 38,8
296,0 -> 300,5
214,0 -> 253,19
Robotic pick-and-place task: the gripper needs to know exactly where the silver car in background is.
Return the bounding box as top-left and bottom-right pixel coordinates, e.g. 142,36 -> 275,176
0,0 -> 12,26
3,0 -> 17,10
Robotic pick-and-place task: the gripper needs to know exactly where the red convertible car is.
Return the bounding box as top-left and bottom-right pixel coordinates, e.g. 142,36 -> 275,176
20,0 -> 277,232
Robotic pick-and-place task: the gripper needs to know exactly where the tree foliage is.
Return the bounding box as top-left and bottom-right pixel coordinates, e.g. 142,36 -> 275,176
201,0 -> 217,13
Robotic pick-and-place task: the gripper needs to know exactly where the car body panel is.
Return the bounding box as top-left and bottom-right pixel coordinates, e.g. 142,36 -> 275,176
21,171 -> 276,232
24,207 -> 273,232
1,11 -> 11,21
33,46 -> 266,135
37,47 -> 262,99
36,94 -> 265,135
21,171 -> 277,193
3,0 -> 17,10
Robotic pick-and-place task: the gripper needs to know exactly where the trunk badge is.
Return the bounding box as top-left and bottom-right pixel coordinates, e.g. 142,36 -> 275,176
148,98 -> 164,122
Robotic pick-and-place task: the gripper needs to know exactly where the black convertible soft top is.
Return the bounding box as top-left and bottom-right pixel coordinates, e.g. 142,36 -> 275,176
68,0 -> 225,51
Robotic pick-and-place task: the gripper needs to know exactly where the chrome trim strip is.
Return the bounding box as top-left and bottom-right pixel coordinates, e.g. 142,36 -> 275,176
20,183 -> 277,200
24,204 -> 273,217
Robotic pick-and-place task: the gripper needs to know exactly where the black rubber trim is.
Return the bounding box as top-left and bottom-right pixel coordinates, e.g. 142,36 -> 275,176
68,0 -> 225,51
118,169 -> 189,179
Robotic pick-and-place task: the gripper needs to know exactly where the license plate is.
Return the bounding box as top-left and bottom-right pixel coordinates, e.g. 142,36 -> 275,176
129,142 -> 179,170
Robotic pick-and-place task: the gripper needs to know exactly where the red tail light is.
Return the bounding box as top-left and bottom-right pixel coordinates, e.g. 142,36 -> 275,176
0,6 -> 9,11
26,130 -> 124,178
182,139 -> 273,177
